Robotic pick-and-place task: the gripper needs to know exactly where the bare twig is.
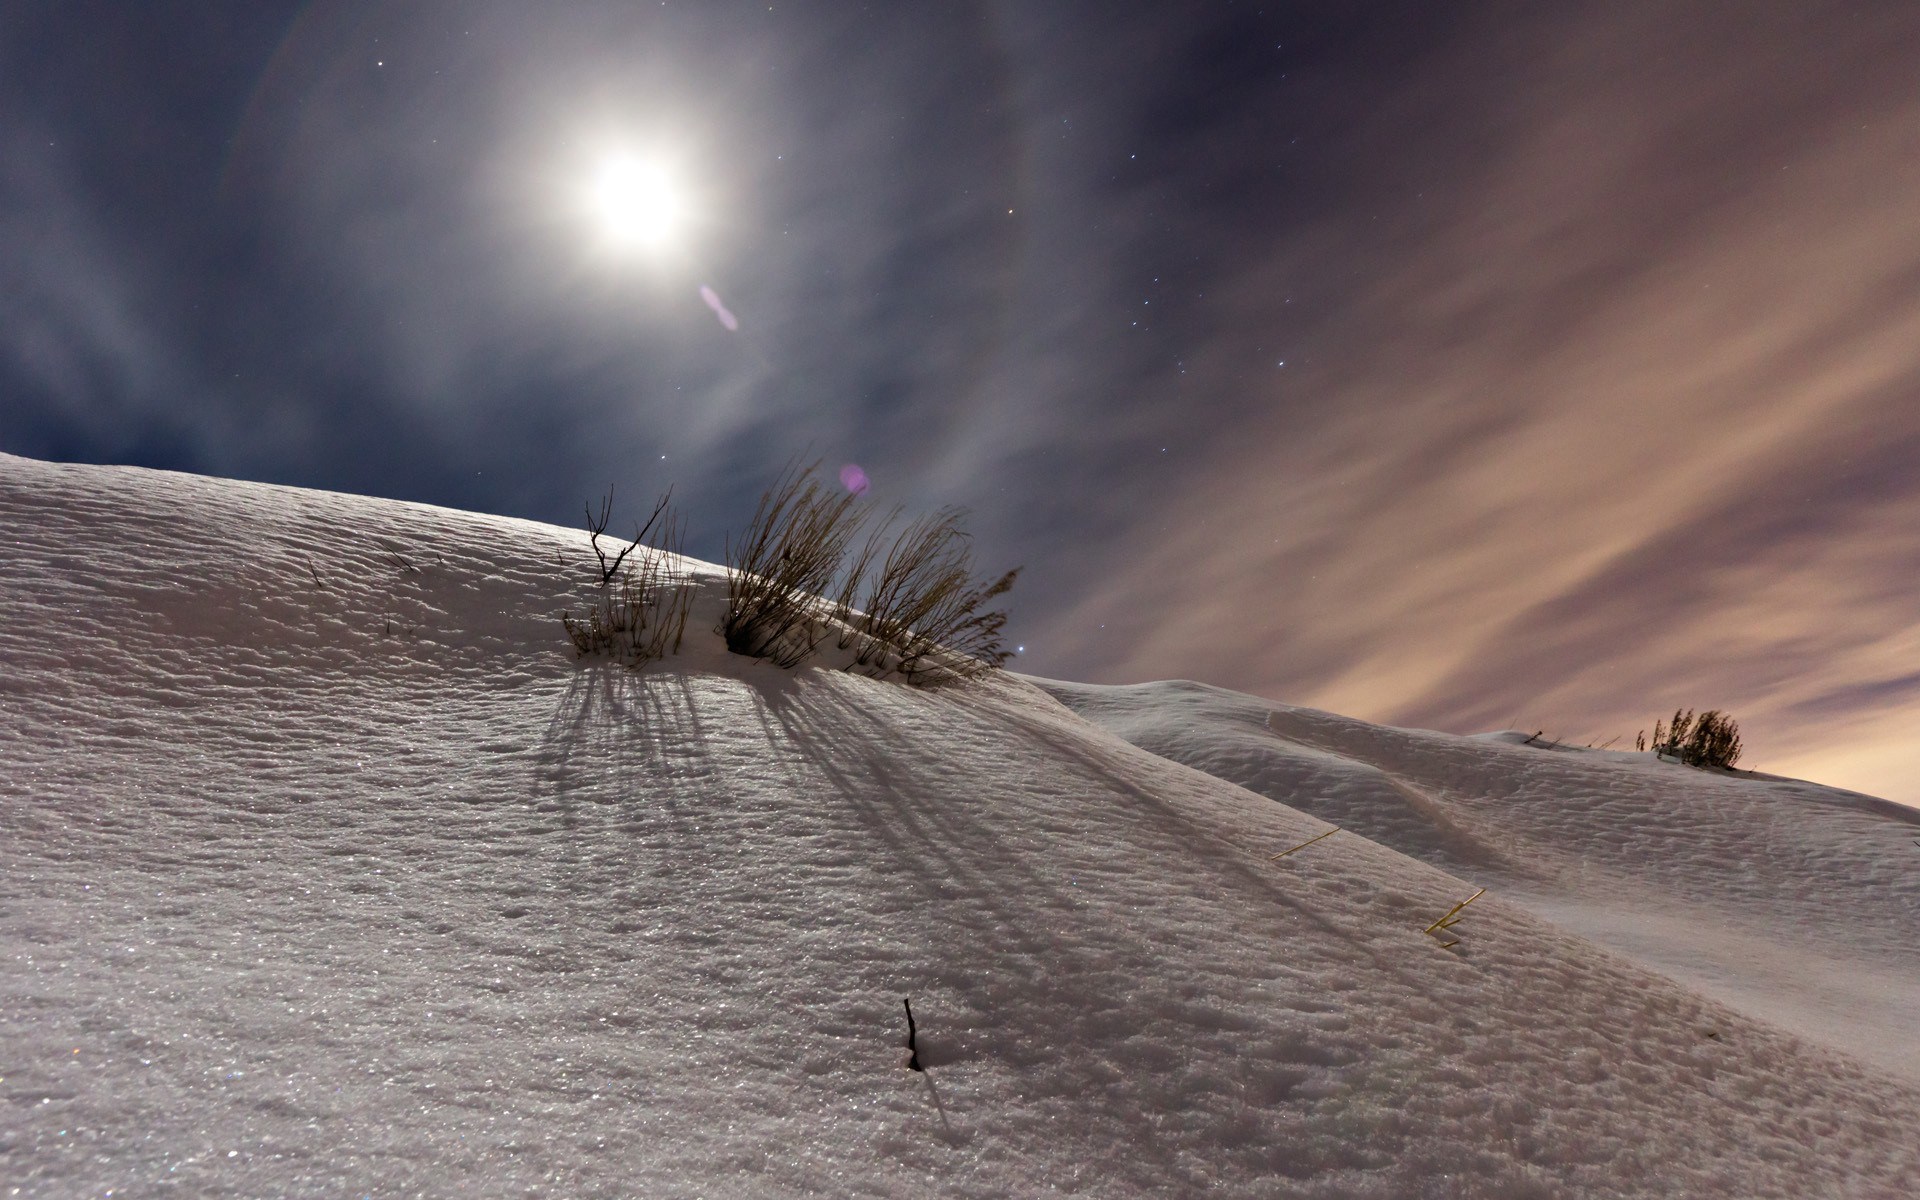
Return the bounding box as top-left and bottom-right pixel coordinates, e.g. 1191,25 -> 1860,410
902,998 -> 924,1072
563,487 -> 691,666
586,486 -> 672,586
377,540 -> 420,574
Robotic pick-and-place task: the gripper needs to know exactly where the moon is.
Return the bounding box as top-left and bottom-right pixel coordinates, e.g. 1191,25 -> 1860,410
588,154 -> 685,250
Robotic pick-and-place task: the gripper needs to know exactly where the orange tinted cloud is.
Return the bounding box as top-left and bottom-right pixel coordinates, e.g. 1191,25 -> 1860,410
1039,3 -> 1920,805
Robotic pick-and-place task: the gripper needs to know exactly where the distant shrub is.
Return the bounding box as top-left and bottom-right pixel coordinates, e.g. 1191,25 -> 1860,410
1641,708 -> 1743,770
724,461 -> 1019,684
562,488 -> 692,666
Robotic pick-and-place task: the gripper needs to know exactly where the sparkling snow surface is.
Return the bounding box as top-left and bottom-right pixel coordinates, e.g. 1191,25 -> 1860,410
4,452 -> 1919,1198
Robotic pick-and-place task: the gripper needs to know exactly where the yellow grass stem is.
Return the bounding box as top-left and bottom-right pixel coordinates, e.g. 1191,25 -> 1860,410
1424,887 -> 1487,948
1269,827 -> 1339,860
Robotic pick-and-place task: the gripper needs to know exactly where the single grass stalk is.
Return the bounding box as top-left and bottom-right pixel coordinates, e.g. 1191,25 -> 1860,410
1269,827 -> 1339,860
1424,887 -> 1486,949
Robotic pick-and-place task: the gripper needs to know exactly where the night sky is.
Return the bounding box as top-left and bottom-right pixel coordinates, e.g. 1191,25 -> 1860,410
7,2 -> 1920,804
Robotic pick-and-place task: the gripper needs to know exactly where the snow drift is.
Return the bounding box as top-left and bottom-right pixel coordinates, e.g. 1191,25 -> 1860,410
1035,678 -> 1920,1088
3,452 -> 1917,1198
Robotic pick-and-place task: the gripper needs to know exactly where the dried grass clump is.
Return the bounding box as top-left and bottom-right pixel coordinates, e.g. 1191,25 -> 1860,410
834,508 -> 1019,684
724,462 -> 1018,684
722,461 -> 864,667
563,488 -> 692,666
1640,708 -> 1743,770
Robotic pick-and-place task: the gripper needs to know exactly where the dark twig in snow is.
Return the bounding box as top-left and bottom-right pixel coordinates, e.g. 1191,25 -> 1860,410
585,486 -> 671,586
563,487 -> 690,666
377,540 -> 419,574
903,998 -> 924,1072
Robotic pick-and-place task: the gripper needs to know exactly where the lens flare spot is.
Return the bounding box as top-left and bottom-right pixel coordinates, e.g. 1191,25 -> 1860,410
839,464 -> 870,496
699,284 -> 739,331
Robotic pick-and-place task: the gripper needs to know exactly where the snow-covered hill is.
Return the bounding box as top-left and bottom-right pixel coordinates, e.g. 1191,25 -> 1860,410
1035,679 -> 1920,1089
4,452 -> 1918,1198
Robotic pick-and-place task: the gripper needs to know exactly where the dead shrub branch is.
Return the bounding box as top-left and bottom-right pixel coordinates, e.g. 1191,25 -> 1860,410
563,487 -> 692,667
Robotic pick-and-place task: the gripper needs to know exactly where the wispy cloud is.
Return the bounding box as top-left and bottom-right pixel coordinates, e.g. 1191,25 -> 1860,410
0,134 -> 191,460
8,1 -> 1920,804
1028,1 -> 1920,803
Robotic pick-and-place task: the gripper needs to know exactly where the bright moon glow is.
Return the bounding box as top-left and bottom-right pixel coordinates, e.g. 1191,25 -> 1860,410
589,155 -> 685,249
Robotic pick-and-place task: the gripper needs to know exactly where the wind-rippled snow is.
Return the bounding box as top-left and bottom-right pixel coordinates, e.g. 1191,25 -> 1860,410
1036,677 -> 1920,1087
4,453 -> 1917,1198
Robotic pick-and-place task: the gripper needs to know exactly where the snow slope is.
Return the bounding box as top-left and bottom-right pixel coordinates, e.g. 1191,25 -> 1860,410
1034,679 -> 1920,1088
3,451 -> 1918,1198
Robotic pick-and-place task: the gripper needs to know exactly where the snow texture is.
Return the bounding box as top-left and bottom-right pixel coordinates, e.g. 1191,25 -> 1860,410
1035,679 -> 1920,1088
3,451 -> 1918,1198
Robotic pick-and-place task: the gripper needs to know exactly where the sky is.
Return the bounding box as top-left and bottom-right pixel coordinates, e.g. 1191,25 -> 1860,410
5,1 -> 1920,805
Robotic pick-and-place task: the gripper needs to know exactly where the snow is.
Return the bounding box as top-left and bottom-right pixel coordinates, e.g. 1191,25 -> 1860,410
1035,679 -> 1920,1088
4,451 -> 1918,1198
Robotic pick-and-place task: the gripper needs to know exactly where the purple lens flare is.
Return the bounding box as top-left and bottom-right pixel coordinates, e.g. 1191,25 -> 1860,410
699,284 -> 739,332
